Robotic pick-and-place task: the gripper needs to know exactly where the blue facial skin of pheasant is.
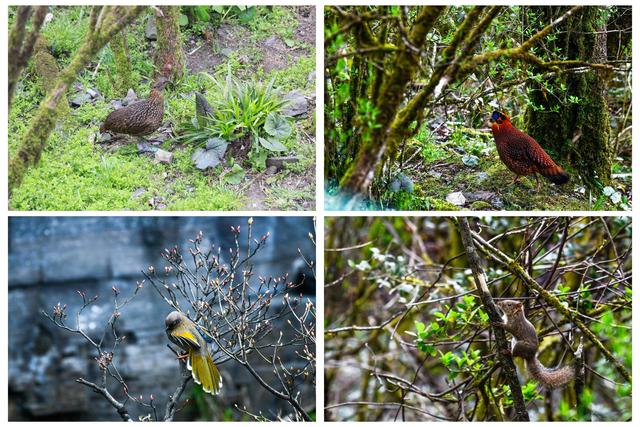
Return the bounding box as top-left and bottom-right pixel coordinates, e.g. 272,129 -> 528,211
490,111 -> 569,190
165,311 -> 222,395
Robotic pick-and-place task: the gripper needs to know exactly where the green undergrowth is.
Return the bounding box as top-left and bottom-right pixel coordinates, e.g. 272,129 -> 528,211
331,123 -> 626,211
387,129 -> 624,211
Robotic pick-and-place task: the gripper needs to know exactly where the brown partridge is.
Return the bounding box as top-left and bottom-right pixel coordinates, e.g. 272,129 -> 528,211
100,77 -> 171,139
490,111 -> 569,190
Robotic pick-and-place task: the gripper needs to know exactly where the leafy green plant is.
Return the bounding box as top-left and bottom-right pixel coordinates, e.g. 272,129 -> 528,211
175,65 -> 292,154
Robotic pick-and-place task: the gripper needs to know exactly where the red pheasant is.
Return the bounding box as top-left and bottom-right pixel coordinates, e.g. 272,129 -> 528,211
490,111 -> 569,190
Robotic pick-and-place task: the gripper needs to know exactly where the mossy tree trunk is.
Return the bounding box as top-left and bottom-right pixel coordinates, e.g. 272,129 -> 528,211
110,30 -> 134,96
8,6 -> 48,110
33,35 -> 70,118
524,6 -> 612,188
155,6 -> 185,81
8,6 -> 145,194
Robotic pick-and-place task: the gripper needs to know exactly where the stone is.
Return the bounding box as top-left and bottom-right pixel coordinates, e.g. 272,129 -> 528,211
137,141 -> 157,154
145,16 -> 157,40
281,90 -> 308,117
462,154 -> 479,167
446,191 -> 466,206
265,156 -> 299,171
155,149 -> 173,164
132,188 -> 146,199
86,88 -> 100,98
69,92 -> 92,107
123,88 -> 138,106
265,165 -> 279,175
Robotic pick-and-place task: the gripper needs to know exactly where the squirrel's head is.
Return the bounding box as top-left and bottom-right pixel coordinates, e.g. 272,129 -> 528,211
496,300 -> 523,317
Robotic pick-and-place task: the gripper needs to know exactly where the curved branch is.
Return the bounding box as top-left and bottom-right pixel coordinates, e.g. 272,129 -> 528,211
458,218 -> 529,421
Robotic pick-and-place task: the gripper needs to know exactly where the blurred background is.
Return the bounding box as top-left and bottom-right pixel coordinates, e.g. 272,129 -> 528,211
8,216 -> 316,421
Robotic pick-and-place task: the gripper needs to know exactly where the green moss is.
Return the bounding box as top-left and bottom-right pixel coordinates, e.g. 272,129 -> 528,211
469,201 -> 492,210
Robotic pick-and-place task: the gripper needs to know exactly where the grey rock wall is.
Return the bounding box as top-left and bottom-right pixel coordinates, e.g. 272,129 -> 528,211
8,216 -> 316,421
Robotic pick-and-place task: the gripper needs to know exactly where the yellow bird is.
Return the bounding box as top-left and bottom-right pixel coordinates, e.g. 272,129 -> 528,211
165,311 -> 222,395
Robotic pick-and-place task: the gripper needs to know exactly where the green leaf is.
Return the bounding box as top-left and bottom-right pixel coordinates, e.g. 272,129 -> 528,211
264,113 -> 292,140
179,14 -> 189,26
258,137 -> 287,152
237,6 -> 256,24
193,6 -> 210,22
223,164 -> 245,184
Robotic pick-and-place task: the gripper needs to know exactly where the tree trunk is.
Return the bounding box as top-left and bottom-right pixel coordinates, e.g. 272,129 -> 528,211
155,6 -> 185,81
8,6 -> 48,110
33,36 -> 69,118
525,6 -> 612,188
110,30 -> 133,96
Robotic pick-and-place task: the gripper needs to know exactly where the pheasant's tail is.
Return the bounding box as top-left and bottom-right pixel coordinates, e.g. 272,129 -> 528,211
540,164 -> 569,185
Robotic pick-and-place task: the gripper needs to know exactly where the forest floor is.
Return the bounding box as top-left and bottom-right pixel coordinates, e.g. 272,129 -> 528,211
9,6 -> 316,211
327,121 -> 632,211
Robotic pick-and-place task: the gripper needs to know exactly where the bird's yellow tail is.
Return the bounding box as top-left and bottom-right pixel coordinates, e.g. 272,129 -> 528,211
188,350 -> 222,395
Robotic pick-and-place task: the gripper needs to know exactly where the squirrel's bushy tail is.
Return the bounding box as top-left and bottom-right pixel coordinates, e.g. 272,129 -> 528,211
525,358 -> 574,389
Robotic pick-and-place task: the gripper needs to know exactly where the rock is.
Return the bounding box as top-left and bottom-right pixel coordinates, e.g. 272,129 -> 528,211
463,191 -> 496,203
86,88 -> 100,99
132,188 -> 146,199
137,141 -> 157,154
221,47 -> 234,57
281,90 -> 308,116
389,174 -> 414,193
111,100 -> 123,110
98,132 -> 111,143
123,88 -> 138,106
446,191 -> 466,207
307,70 -> 316,83
265,156 -> 299,171
462,154 -> 479,167
145,16 -> 157,40
476,172 -> 489,183
69,92 -> 92,107
265,165 -> 279,175
155,149 -> 173,164
464,191 -> 503,209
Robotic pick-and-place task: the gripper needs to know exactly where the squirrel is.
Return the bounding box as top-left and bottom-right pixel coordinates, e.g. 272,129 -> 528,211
492,300 -> 573,389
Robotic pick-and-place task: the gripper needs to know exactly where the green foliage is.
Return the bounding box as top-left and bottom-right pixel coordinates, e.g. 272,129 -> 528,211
176,65 -> 291,152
